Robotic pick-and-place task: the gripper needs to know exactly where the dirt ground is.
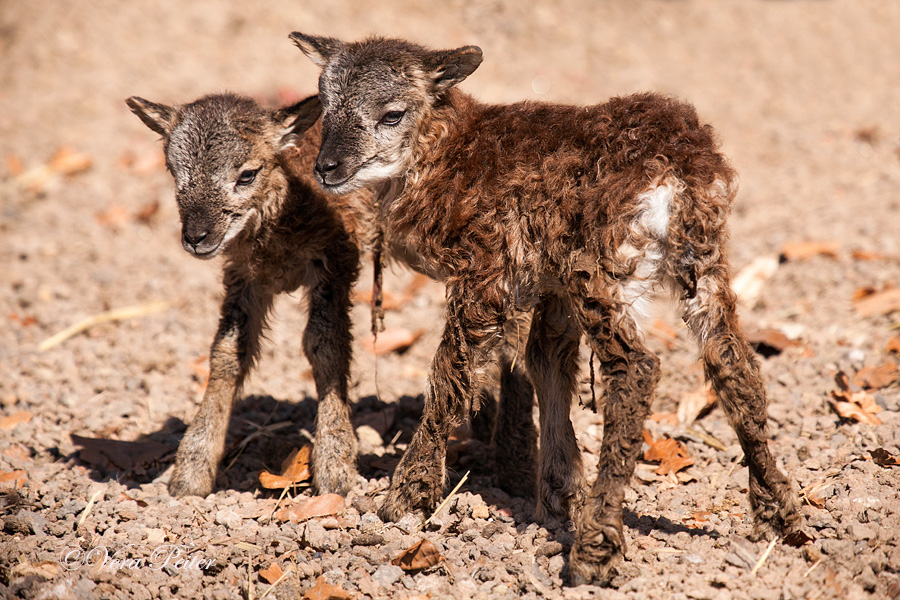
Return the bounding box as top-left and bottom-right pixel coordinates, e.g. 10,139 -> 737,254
2,1 -> 900,598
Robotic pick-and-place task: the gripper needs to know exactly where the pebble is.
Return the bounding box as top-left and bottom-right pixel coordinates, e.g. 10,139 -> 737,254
213,509 -> 242,530
371,564 -> 404,587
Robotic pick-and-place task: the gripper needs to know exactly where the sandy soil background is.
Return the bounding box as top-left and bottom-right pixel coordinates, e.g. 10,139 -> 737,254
2,1 -> 900,598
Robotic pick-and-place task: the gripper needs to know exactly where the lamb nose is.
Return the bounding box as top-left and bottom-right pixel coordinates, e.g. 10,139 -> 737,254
182,230 -> 209,246
314,157 -> 341,177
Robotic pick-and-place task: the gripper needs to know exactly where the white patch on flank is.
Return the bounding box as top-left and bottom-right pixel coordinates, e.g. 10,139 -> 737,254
616,179 -> 679,327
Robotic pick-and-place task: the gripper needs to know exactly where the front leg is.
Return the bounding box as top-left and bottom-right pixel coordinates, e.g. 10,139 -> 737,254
379,298 -> 504,521
169,274 -> 271,497
304,273 -> 359,495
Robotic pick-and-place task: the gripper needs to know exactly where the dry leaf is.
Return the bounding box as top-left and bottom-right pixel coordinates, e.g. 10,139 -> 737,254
0,470 -> 27,489
352,287 -> 408,311
649,318 -> 679,349
642,430 -> 694,475
830,392 -> 883,426
853,363 -> 898,390
9,313 -> 37,327
360,328 -> 425,355
779,241 -> 840,262
872,448 -> 900,467
6,154 -> 25,177
0,411 -> 33,430
886,337 -> 900,355
10,561 -> 58,580
803,492 -> 825,509
134,200 -> 160,225
259,562 -> 284,585
71,434 -> 171,471
275,493 -> 344,523
784,530 -> 815,547
95,203 -> 131,228
746,329 -> 801,358
391,539 -> 445,571
259,445 -> 311,489
302,575 -> 353,600
676,384 -> 716,426
732,255 -> 779,308
48,147 -> 93,176
190,355 -> 210,398
852,249 -> 889,261
853,287 -> 900,317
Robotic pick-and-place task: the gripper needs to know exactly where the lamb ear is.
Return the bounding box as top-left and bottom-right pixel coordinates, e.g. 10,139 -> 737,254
126,96 -> 175,137
289,32 -> 344,67
428,46 -> 483,93
273,94 -> 322,149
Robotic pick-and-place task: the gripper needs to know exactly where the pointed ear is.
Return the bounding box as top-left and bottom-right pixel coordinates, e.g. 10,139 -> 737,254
289,32 -> 344,67
273,94 -> 322,149
126,96 -> 175,137
428,46 -> 483,93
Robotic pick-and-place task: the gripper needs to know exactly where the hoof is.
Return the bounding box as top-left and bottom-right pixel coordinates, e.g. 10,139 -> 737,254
168,466 -> 215,498
568,523 -> 625,587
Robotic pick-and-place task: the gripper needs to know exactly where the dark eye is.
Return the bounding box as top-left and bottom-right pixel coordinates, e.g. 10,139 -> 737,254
236,169 -> 259,186
379,111 -> 405,126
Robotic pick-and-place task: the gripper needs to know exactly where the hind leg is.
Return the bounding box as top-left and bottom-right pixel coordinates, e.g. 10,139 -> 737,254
567,296 -> 660,586
526,296 -> 584,522
491,312 -> 537,497
682,268 -> 801,538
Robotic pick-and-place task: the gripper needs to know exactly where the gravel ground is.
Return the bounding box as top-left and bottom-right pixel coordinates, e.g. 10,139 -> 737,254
2,1 -> 900,599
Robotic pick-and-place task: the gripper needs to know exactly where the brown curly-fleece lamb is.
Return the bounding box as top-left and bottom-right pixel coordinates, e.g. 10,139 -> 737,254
291,33 -> 803,585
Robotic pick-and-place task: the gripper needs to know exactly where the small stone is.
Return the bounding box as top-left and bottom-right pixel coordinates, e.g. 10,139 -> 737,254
372,564 -> 404,587
351,533 -> 384,547
395,513 -> 422,534
214,509 -> 242,530
535,541 -> 563,557
356,425 -> 383,450
471,504 -> 490,520
846,523 -> 875,540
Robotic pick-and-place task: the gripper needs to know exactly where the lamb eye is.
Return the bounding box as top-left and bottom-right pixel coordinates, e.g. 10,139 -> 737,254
236,169 -> 259,186
379,111 -> 405,126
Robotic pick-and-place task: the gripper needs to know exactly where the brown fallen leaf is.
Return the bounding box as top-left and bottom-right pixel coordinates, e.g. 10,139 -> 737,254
784,530 -> 815,547
95,203 -> 131,228
853,362 -> 899,390
259,562 -> 284,585
642,430 -> 694,476
9,313 -> 37,327
779,241 -> 841,262
10,561 -> 58,580
302,575 -> 353,600
872,448 -> 900,467
0,411 -> 34,430
71,434 -> 172,471
851,249 -> 890,261
676,385 -> 716,426
259,445 -> 311,489
134,200 -> 161,225
853,287 -> 900,317
0,470 -> 27,489
746,329 -> 801,358
48,147 -> 93,176
732,255 -> 779,308
830,392 -> 883,426
360,328 -> 425,355
802,492 -> 825,509
887,337 -> 900,355
351,287 -> 408,311
6,154 -> 25,177
276,493 -> 344,523
190,355 -> 210,399
391,539 -> 445,572
648,318 -> 679,350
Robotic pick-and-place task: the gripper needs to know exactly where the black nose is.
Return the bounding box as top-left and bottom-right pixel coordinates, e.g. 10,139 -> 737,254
182,230 -> 209,247
314,157 -> 340,180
